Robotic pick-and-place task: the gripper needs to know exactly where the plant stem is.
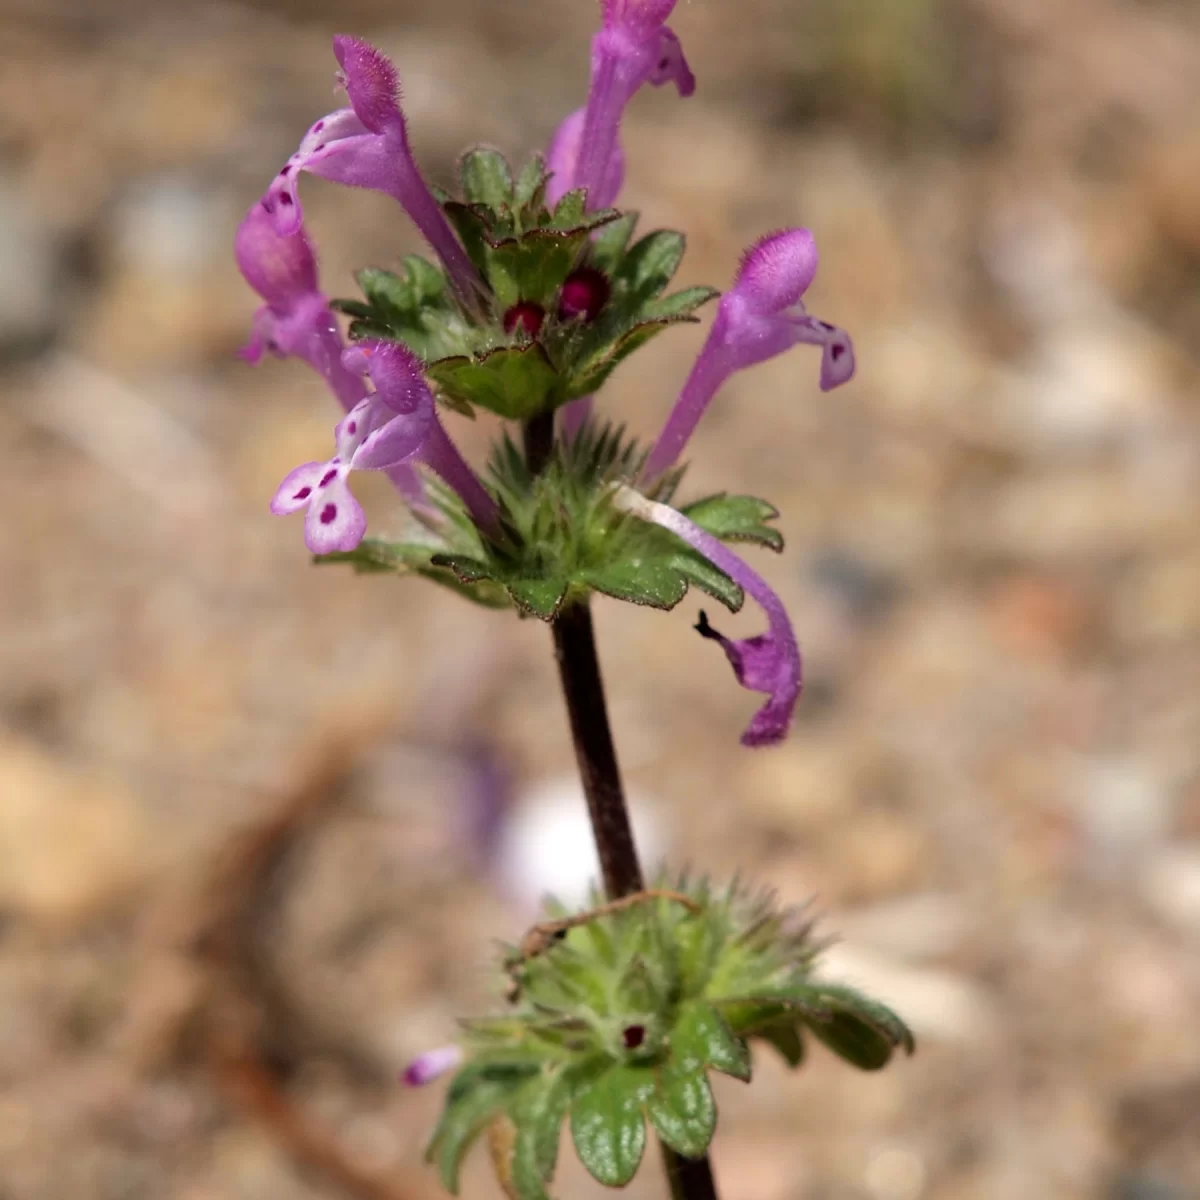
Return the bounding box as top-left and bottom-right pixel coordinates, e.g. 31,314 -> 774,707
550,600 -> 645,899
661,1138 -> 720,1200
548,603 -> 721,1199
524,413 -> 720,1198
522,409 -> 556,477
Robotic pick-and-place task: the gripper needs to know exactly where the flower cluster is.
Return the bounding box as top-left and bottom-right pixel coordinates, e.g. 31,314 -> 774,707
407,880 -> 911,1194
235,0 -> 856,747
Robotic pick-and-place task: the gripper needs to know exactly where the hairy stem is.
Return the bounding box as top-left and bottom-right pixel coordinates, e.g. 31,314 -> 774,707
522,409 -> 556,477
550,600 -> 645,898
527,416 -> 720,1200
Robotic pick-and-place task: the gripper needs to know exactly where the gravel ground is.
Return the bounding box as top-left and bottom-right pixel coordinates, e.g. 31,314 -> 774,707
1,1 -> 1199,1197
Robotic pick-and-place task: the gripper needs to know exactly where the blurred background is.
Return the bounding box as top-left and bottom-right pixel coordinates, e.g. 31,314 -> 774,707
2,0 -> 1199,1197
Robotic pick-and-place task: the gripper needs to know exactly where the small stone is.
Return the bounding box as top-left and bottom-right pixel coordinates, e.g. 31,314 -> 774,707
838,893 -> 971,963
817,945 -> 994,1045
828,811 -> 930,903
1074,756 -> 1170,866
1140,845 -> 1200,934
0,737 -> 150,928
0,176 -> 58,350
494,775 -> 665,914
740,734 -> 855,831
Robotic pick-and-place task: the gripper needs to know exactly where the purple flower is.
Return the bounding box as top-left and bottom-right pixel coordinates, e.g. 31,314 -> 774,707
401,1044 -> 463,1087
613,486 -> 802,747
234,200 -> 364,410
235,201 -> 433,516
560,395 -> 594,442
345,341 -> 501,538
258,36 -> 483,309
643,229 -> 855,480
270,383 -> 433,555
551,0 -> 694,209
545,106 -> 625,209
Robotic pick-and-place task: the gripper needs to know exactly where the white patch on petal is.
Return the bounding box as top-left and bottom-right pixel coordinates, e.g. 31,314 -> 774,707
270,461 -> 325,515
303,472 -> 365,553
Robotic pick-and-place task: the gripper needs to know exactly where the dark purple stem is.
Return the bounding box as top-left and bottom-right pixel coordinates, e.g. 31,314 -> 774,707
523,416 -> 721,1200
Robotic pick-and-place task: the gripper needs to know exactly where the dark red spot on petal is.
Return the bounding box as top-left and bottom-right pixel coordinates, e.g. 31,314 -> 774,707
261,199 -> 274,213
278,193 -> 293,206
292,486 -> 312,501
817,320 -> 835,331
831,344 -> 845,360
319,503 -> 338,525
319,468 -> 338,487
313,120 -> 325,133
279,165 -> 291,176
346,421 -> 357,435
314,143 -> 326,152
622,1025 -> 646,1049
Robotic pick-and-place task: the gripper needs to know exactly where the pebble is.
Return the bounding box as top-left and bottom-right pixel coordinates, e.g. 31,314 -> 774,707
1139,845 -> 1200,935
0,737 -> 149,928
0,176 -> 58,350
817,945 -> 996,1045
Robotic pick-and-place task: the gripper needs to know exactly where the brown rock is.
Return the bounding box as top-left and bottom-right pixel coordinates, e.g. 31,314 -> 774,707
0,737 -> 149,929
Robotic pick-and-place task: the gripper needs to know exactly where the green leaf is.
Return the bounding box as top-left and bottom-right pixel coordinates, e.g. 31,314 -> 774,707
530,1058 -> 608,1180
507,576 -> 569,620
581,561 -> 689,610
426,1063 -> 539,1194
589,211 -> 638,273
753,1021 -> 806,1068
644,285 -> 720,319
569,1065 -> 653,1187
509,1126 -> 552,1200
328,298 -> 376,321
460,148 -> 514,209
314,540 -> 423,575
402,253 -> 448,305
565,318 -> 678,398
430,554 -> 496,584
317,541 -> 511,608
514,154 -> 550,213
443,201 -> 493,275
614,230 -> 686,305
356,265 -> 412,311
646,1065 -> 716,1159
682,493 -> 784,552
796,985 -> 914,1071
669,550 -> 743,613
709,998 -> 792,1037
334,257 -> 458,360
548,188 -> 587,230
487,228 -> 592,310
426,344 -> 560,420
672,1001 -> 752,1081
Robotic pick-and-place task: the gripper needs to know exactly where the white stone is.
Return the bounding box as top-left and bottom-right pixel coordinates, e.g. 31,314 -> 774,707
494,774 -> 666,915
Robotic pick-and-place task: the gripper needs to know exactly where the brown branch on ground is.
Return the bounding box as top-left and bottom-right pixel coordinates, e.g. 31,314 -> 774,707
126,723 -> 419,1200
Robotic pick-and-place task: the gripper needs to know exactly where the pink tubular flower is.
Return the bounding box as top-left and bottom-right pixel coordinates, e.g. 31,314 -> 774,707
643,229 -> 855,480
613,486 -> 802,747
270,389 -> 432,555
258,36 -> 484,308
401,1044 -> 463,1087
235,200 -> 433,516
545,106 -> 625,209
235,200 -> 364,410
551,0 -> 694,209
345,341 -> 501,538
